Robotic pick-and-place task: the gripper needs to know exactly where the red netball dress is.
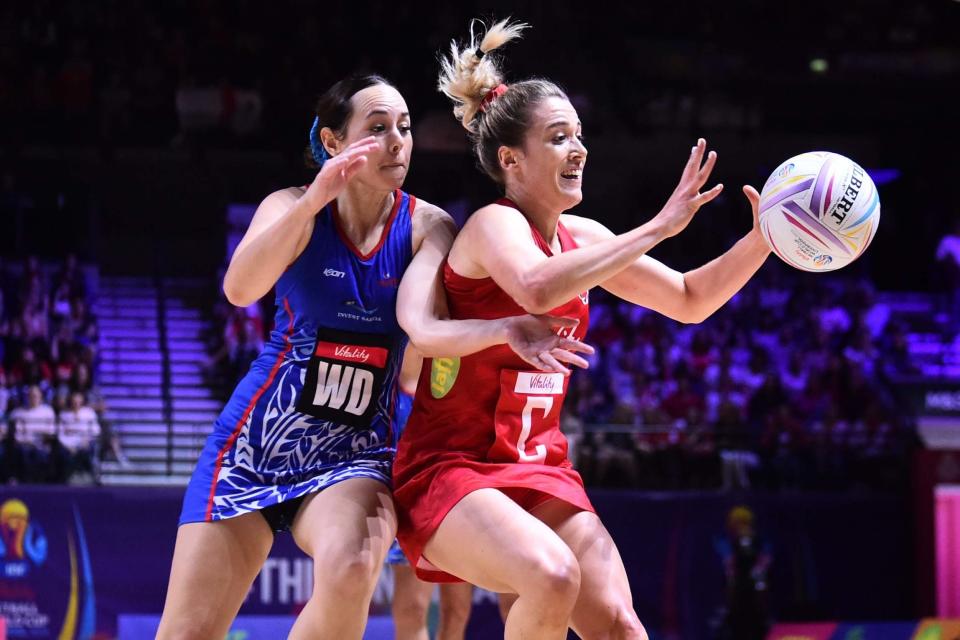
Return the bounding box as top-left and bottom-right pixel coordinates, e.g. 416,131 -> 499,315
393,199 -> 594,582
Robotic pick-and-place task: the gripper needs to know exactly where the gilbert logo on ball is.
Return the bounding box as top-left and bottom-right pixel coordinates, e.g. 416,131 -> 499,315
758,151 -> 880,272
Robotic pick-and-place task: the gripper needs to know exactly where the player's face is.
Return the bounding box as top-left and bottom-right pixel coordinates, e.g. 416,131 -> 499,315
516,96 -> 587,211
342,84 -> 413,191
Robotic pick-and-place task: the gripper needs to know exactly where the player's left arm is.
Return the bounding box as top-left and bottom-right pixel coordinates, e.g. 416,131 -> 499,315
396,200 -> 593,373
564,185 -> 769,324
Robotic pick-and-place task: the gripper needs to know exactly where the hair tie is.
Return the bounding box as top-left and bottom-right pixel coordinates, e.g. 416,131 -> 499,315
479,83 -> 508,113
475,48 -> 486,60
309,117 -> 329,166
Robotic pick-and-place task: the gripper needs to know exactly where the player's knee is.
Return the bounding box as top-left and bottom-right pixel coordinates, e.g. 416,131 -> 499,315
618,610 -> 648,640
392,594 -> 430,630
527,548 -> 581,603
584,606 -> 647,640
314,548 -> 379,597
438,591 -> 471,625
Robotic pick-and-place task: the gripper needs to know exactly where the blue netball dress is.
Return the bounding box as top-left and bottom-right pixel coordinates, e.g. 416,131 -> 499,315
180,189 -> 416,526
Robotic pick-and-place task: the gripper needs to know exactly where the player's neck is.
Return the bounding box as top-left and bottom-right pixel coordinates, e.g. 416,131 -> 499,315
336,185 -> 395,241
504,187 -> 561,247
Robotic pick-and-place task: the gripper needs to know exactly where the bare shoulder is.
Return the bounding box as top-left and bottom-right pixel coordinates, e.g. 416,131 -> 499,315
559,213 -> 614,245
461,201 -> 528,237
411,196 -> 454,228
260,186 -> 304,210
249,187 -> 307,226
410,197 -> 457,252
243,186 -> 313,256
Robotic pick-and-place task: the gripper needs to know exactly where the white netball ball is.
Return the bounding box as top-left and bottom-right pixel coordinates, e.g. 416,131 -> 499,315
759,151 -> 880,272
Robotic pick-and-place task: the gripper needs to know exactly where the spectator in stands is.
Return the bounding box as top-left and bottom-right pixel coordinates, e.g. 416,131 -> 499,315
229,313 -> 264,377
747,374 -> 786,430
8,385 -> 56,482
21,292 -> 49,347
69,362 -> 98,407
936,218 -> 960,329
54,253 -> 86,301
57,391 -> 101,482
9,346 -> 53,396
817,289 -> 852,335
67,296 -> 98,363
843,328 -> 879,379
69,361 -> 126,469
879,321 -> 919,377
50,279 -> 72,323
661,372 -> 706,426
778,353 -> 807,399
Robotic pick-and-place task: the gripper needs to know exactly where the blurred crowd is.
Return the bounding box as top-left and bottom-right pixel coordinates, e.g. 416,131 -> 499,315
0,255 -> 119,484
198,260 -> 920,493
564,263 -> 918,492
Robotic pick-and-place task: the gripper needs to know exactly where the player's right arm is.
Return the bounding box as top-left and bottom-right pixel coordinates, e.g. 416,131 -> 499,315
223,136 -> 380,307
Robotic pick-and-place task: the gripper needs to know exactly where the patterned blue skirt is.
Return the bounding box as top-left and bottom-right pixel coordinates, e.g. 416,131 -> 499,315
179,345 -> 393,525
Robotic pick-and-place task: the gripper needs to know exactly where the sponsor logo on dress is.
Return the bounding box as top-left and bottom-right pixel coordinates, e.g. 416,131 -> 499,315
430,357 -> 460,399
334,346 -> 369,362
314,341 -> 388,368
340,300 -> 382,323
379,271 -> 399,288
515,372 -> 565,395
323,268 -> 345,278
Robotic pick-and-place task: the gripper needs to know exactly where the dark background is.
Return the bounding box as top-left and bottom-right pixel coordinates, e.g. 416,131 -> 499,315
1,0 -> 957,287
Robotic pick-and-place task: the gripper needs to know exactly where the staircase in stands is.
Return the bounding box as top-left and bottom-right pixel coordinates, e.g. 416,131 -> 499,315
96,276 -> 220,485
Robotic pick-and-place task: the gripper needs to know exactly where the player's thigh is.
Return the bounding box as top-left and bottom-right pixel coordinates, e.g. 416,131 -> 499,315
157,512 -> 273,639
423,488 -> 579,596
291,477 -> 397,587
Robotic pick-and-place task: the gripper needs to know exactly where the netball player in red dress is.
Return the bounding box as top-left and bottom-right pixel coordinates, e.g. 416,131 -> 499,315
392,20 -> 772,640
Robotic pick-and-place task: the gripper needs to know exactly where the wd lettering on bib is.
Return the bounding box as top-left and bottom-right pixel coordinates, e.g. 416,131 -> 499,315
311,362 -> 375,415
297,328 -> 392,427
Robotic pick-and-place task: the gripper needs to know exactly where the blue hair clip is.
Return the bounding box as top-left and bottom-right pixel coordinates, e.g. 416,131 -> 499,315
309,117 -> 329,166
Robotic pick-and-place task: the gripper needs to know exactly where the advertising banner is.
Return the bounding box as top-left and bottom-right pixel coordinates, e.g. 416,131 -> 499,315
0,486 -> 912,640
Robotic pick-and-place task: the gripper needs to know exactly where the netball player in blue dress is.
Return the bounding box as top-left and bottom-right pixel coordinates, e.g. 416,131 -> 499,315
156,75 -> 593,640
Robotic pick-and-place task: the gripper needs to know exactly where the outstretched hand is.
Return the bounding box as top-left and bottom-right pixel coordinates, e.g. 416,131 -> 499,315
743,184 -> 761,231
505,315 -> 595,375
302,136 -> 380,213
654,138 -> 724,239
